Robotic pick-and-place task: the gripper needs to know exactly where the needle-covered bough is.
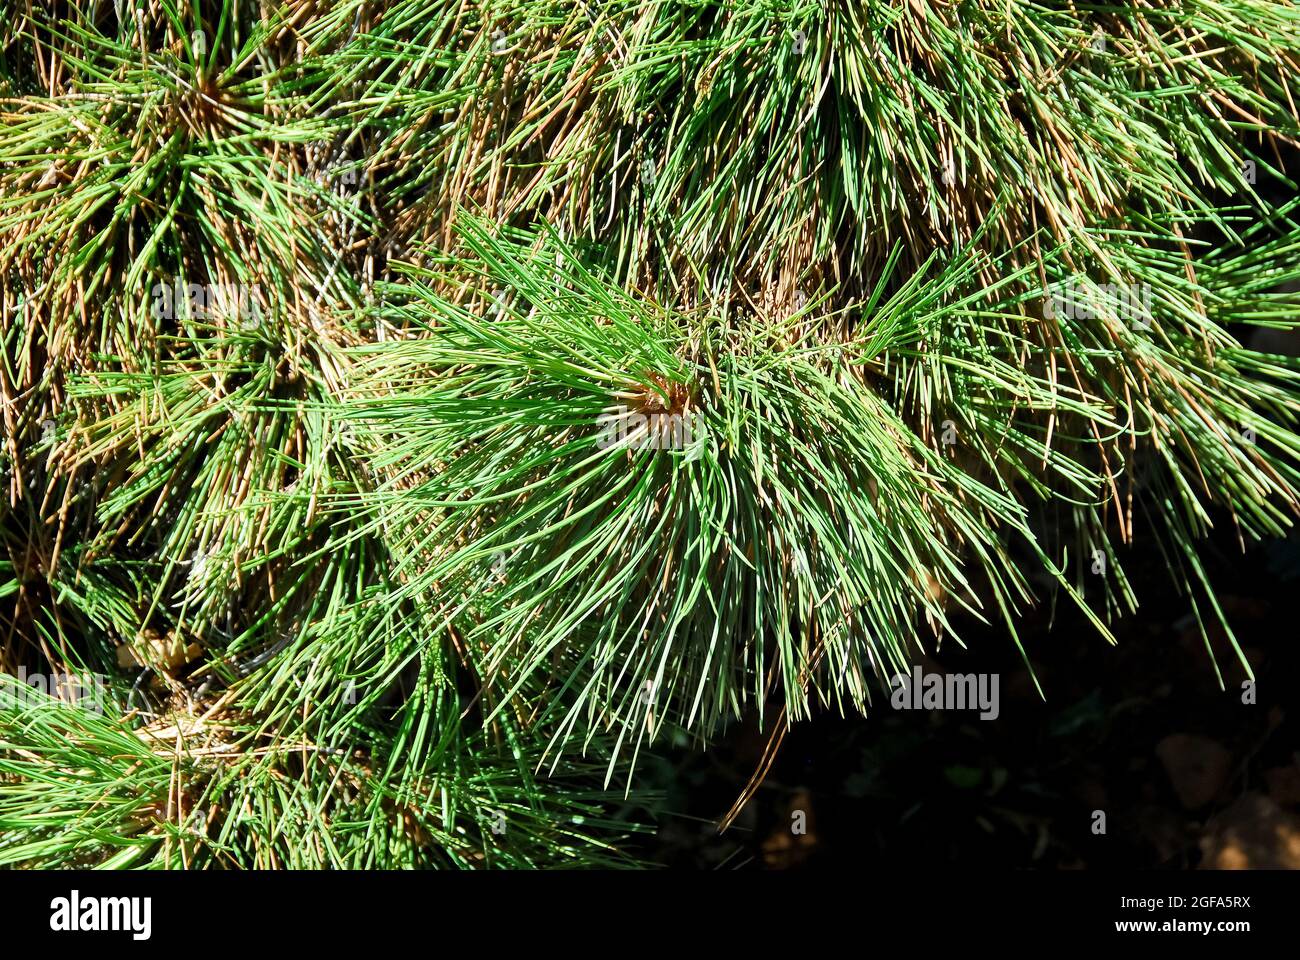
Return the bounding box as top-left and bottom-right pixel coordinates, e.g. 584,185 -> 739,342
1,0 -> 1299,867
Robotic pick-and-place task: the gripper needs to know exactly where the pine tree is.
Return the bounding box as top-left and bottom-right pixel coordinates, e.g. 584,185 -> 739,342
2,0 -> 1299,867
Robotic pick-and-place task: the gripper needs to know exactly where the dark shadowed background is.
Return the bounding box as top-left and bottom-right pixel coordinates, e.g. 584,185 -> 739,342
633,517 -> 1299,870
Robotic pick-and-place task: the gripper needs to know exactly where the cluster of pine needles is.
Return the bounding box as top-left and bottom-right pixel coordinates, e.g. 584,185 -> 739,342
1,0 -> 1299,868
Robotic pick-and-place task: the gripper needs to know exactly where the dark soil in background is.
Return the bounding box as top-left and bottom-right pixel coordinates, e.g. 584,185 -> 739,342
637,519 -> 1299,870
